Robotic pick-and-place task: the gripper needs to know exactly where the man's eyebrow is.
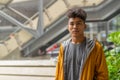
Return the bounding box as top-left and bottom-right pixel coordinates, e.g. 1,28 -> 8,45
76,20 -> 83,23
78,21 -> 82,22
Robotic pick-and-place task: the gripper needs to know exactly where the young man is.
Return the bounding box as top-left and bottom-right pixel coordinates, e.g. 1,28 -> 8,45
55,7 -> 108,80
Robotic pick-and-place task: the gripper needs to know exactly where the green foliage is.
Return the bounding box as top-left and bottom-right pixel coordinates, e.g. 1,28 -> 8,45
105,31 -> 120,80
105,49 -> 120,80
107,31 -> 120,46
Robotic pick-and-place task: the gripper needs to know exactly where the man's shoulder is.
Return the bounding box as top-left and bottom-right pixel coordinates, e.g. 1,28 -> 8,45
62,39 -> 71,45
61,39 -> 71,49
86,38 -> 102,48
92,39 -> 103,50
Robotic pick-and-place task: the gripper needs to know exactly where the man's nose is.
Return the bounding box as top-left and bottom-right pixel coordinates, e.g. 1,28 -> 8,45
73,24 -> 77,28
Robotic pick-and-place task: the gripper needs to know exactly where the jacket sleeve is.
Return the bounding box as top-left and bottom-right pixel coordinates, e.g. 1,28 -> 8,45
55,44 -> 64,80
95,42 -> 109,80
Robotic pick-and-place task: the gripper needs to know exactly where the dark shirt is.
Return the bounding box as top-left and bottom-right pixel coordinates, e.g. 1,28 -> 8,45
65,40 -> 86,80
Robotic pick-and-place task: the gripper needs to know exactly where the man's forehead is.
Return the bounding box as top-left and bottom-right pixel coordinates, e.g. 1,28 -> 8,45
69,18 -> 83,22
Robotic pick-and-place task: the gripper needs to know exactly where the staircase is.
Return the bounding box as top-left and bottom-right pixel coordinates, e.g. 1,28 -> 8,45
0,60 -> 56,80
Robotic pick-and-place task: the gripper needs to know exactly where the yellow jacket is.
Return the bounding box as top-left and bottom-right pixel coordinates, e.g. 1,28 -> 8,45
55,40 -> 108,80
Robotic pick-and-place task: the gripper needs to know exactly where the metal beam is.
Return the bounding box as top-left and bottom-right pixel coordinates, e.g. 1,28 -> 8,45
0,26 -> 18,32
22,16 -> 68,54
86,0 -> 120,21
24,12 -> 39,24
36,0 -> 44,37
0,10 -> 38,38
7,6 -> 32,22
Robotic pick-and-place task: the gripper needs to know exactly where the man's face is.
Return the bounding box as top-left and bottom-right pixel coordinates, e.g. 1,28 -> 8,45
68,17 -> 86,37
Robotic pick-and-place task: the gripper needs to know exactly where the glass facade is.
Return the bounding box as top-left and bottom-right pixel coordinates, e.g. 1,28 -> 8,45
109,14 -> 120,32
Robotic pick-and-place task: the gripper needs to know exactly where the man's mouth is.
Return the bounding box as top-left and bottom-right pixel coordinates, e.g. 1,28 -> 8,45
72,31 -> 79,33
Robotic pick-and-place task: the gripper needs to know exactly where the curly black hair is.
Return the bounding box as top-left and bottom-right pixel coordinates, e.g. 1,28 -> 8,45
66,6 -> 87,22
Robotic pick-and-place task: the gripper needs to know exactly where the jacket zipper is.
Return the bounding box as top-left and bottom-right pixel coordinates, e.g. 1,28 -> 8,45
79,39 -> 96,80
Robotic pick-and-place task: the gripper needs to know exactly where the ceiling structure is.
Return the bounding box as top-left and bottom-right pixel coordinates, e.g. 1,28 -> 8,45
0,0 -> 105,27
0,0 -> 50,40
0,0 -> 50,26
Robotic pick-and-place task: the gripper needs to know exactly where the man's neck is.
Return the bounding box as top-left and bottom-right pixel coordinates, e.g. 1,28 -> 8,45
71,36 -> 85,44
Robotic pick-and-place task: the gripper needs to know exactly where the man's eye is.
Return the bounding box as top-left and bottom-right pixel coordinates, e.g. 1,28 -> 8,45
70,23 -> 74,25
77,23 -> 82,25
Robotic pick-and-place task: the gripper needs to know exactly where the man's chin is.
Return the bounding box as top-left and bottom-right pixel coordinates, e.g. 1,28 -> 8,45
72,34 -> 79,37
